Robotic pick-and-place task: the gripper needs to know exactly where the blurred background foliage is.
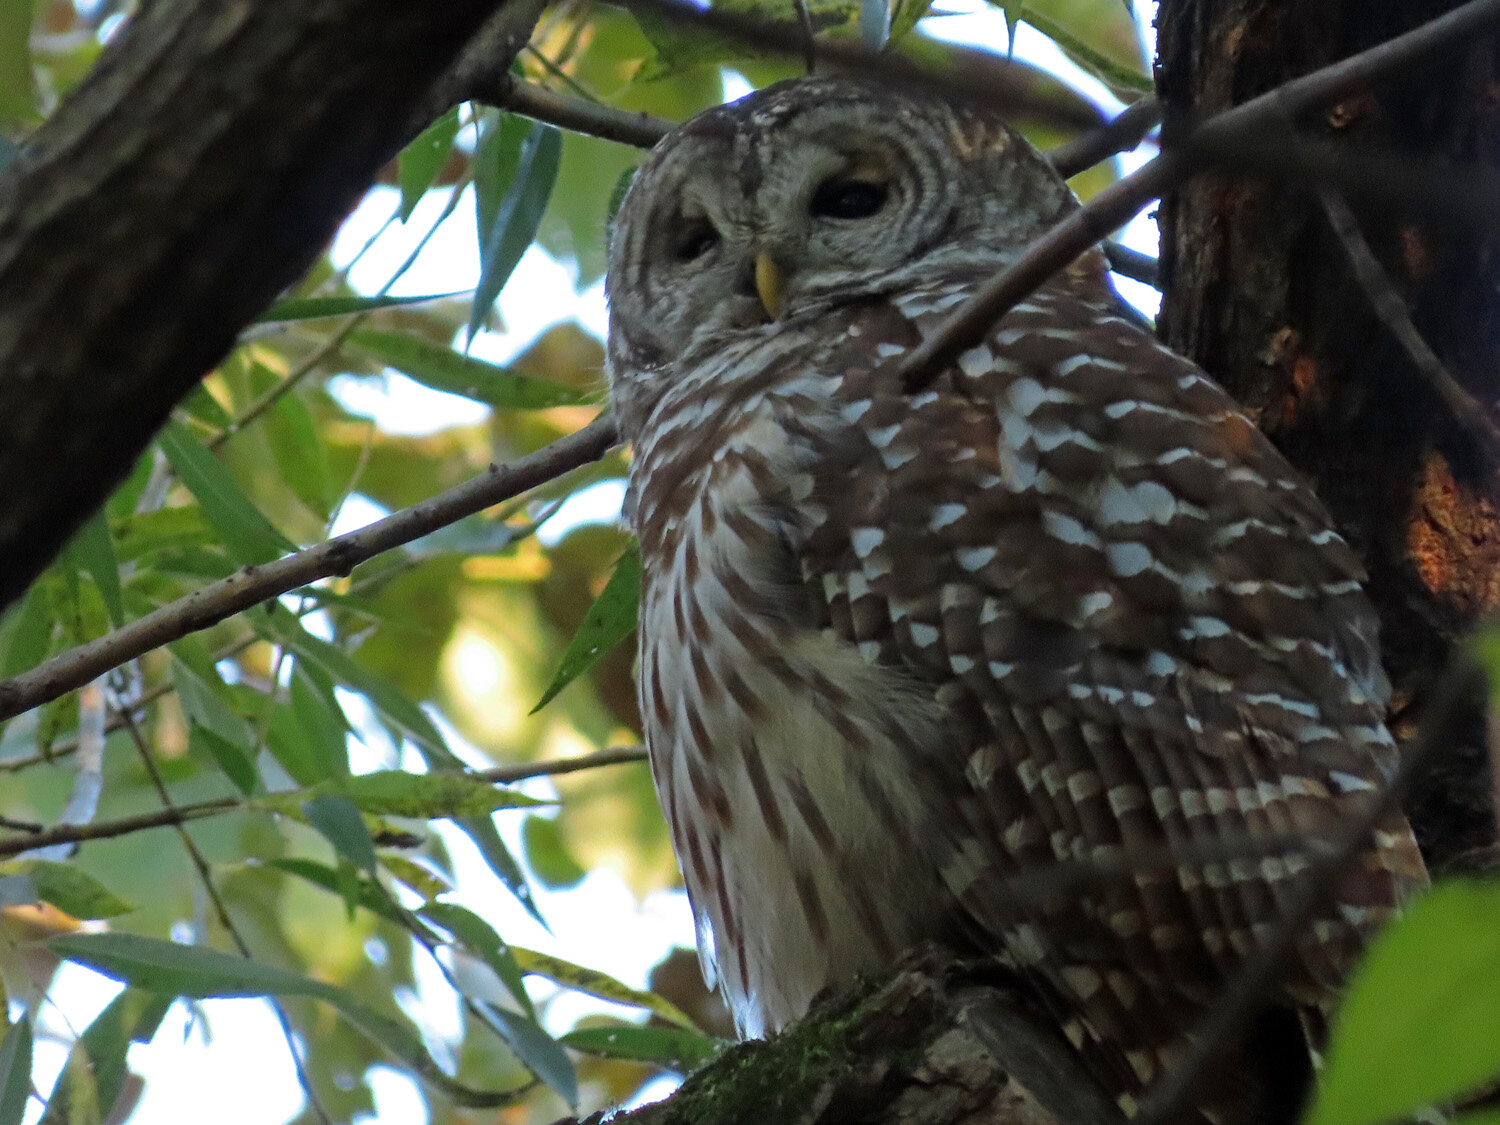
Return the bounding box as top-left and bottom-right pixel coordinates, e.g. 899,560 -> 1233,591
0,0 -> 1152,1121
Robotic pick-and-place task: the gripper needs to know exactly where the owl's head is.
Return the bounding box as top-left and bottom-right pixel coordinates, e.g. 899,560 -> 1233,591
605,76 -> 1080,387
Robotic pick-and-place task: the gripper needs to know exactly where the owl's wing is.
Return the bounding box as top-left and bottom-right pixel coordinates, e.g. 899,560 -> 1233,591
785,278 -> 1426,1039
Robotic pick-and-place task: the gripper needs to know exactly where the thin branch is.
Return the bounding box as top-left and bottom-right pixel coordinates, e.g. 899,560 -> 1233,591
464,76 -> 673,149
899,0 -> 1500,393
0,746 -> 646,861
1048,95 -> 1162,179
0,416 -> 620,723
1103,240 -> 1161,289
1318,185 -> 1500,464
1134,657 -> 1486,1125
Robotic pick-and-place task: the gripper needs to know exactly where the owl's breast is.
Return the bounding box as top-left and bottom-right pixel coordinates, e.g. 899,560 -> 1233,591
631,392 -> 964,1038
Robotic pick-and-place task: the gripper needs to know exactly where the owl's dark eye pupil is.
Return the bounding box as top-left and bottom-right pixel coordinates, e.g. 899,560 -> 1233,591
810,178 -> 888,220
675,224 -> 719,262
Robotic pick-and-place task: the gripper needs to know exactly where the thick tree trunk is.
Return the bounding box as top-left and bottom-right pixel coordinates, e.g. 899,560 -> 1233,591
1156,0 -> 1500,868
0,0 -> 539,611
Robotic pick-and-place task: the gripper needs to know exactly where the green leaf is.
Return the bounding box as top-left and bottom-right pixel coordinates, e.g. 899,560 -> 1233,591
265,393 -> 332,516
1016,7 -> 1152,95
158,420 -> 294,565
171,657 -> 257,794
511,945 -> 698,1030
50,933 -> 524,1109
532,547 -> 640,713
400,106 -> 462,221
0,0 -> 34,122
420,901 -> 534,1018
476,1001 -> 577,1107
561,1023 -> 719,1071
268,770 -> 546,821
63,512 -> 124,628
469,121 -> 563,339
0,860 -> 134,919
255,290 -> 469,323
455,815 -> 545,928
349,330 -> 589,411
304,794 -> 378,875
1,581 -> 53,677
256,605 -> 461,769
0,1018 -> 32,1125
41,989 -> 172,1125
1309,879 -> 1500,1125
522,814 -> 586,889
268,858 -> 412,929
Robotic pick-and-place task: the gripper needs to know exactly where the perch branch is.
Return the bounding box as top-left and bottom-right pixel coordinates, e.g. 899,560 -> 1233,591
0,416 -> 620,723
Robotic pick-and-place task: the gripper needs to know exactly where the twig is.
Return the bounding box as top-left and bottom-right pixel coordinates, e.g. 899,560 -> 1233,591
1133,657 -> 1486,1125
899,0 -> 1500,393
1103,240 -> 1161,290
1048,95 -> 1162,179
0,746 -> 646,861
0,416 -> 620,722
1318,185 -> 1500,465
116,707 -> 334,1125
463,76 -> 673,149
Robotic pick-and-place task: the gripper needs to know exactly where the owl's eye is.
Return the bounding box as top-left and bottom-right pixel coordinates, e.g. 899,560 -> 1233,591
810,178 -> 888,220
673,222 -> 720,262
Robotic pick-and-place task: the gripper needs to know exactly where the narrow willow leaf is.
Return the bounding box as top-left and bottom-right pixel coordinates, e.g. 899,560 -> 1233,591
304,794 -> 378,875
267,394 -> 331,516
41,989 -> 172,1125
1,581 -> 52,677
473,111 -> 528,240
158,421 -> 294,564
469,121 -> 563,339
380,855 -> 451,902
511,945 -> 697,1030
561,1023 -> 719,1071
171,657 -> 258,794
1309,879 -> 1500,1125
271,770 -> 546,821
290,665 -> 351,779
268,858 -> 412,930
456,816 -> 545,927
0,1018 -> 31,1125
349,330 -> 588,411
0,860 -> 133,920
399,106 -> 461,221
477,1000 -> 577,1107
256,605 -> 460,768
421,901 -> 533,1017
51,933 -> 524,1109
255,291 -> 469,323
1016,7 -> 1152,94
64,512 -> 124,628
533,547 -> 640,713
522,814 -> 586,889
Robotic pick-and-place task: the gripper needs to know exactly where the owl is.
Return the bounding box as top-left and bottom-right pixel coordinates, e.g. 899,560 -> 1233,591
605,76 -> 1428,1122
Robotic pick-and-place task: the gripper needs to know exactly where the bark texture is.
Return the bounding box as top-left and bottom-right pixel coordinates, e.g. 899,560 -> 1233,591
1156,0 -> 1500,868
581,953 -> 1122,1125
0,0 -> 533,610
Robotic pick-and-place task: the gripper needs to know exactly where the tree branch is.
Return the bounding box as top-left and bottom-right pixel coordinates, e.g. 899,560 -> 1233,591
0,0 -> 547,612
0,746 -> 645,860
0,416 -> 620,722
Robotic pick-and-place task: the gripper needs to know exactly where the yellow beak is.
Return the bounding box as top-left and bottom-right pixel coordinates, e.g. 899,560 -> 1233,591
754,252 -> 784,320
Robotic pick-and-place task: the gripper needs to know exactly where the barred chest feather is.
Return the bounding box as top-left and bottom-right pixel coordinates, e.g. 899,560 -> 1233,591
628,341 -> 960,1038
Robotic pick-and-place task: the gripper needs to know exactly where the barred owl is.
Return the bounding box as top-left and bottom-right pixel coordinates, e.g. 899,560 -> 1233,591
605,76 -> 1427,1121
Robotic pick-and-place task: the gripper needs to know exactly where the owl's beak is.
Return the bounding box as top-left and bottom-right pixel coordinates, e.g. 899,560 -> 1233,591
754,252 -> 784,320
